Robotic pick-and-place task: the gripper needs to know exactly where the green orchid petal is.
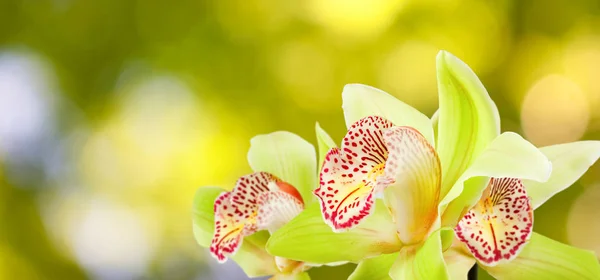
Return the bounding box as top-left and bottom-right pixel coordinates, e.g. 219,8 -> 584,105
440,132 -> 551,226
192,187 -> 278,277
444,246 -> 475,280
436,51 -> 500,199
248,131 -> 317,203
348,253 -> 397,280
341,83 -> 435,145
524,141 -> 600,209
389,228 -> 452,280
266,202 -> 401,264
431,109 -> 439,144
272,272 -> 311,280
315,122 -> 337,169
483,233 -> 600,279
440,227 -> 455,251
192,187 -> 224,248
231,231 -> 277,277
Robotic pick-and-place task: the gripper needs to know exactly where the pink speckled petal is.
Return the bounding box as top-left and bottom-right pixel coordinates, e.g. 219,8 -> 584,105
455,178 -> 533,266
314,116 -> 394,232
210,172 -> 303,263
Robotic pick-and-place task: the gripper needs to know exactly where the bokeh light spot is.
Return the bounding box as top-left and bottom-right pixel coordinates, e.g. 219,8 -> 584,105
70,199 -> 156,279
521,74 -> 589,146
567,184 -> 600,257
305,0 -> 404,39
564,36 -> 600,116
0,51 -> 56,164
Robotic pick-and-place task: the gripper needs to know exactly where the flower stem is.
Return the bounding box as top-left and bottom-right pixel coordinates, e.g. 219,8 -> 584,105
467,264 -> 478,280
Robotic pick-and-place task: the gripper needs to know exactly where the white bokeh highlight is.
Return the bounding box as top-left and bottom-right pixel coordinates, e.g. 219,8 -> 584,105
0,51 -> 56,164
70,199 -> 156,280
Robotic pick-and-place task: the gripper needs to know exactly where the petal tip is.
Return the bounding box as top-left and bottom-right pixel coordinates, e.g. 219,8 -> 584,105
341,84 -> 389,101
209,233 -> 243,264
436,50 -> 456,67
436,49 -> 448,60
436,50 -> 471,76
343,83 -> 369,91
210,192 -> 245,263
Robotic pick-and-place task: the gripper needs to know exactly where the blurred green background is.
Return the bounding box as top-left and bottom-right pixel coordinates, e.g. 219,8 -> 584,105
1,0 -> 599,279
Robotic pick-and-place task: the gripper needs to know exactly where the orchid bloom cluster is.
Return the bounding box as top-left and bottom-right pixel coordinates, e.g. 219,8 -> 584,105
193,51 -> 600,280
193,132 -> 318,279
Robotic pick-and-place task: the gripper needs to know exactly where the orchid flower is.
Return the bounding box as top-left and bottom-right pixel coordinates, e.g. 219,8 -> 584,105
448,141 -> 600,279
192,131 -> 317,280
266,51 -> 600,279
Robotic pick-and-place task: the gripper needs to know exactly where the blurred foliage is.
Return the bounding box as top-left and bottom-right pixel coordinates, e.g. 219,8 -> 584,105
0,0 -> 599,279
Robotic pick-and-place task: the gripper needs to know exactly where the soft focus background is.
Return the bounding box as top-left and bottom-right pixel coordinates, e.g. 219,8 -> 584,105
1,0 -> 599,279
